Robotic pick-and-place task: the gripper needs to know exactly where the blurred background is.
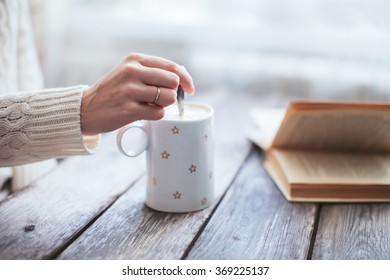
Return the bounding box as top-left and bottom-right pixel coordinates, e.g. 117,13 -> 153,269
30,0 -> 390,103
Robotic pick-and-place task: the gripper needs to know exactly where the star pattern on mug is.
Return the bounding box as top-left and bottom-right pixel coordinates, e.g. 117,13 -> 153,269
203,134 -> 208,141
173,191 -> 181,199
171,126 -> 180,134
189,164 -> 197,173
152,176 -> 158,186
201,197 -> 208,206
209,171 -> 213,179
161,150 -> 170,159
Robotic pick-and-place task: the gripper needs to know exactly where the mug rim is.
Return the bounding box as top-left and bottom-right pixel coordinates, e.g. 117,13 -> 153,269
159,102 -> 214,123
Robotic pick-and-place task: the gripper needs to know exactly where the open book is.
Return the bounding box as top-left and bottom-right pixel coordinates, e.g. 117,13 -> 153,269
248,101 -> 390,202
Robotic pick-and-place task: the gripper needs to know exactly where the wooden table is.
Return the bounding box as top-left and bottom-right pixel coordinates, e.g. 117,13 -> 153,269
1,89 -> 390,260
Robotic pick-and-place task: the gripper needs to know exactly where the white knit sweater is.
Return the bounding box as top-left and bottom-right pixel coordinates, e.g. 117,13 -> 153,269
0,0 -> 100,191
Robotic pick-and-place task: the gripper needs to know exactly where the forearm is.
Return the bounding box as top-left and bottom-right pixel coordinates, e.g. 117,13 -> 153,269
0,86 -> 100,167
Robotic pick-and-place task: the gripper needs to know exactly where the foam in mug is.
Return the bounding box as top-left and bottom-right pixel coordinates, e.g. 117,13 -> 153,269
117,102 -> 214,213
163,103 -> 212,121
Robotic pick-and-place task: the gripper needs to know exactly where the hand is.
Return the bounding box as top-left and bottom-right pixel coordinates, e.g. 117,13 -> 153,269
80,53 -> 195,135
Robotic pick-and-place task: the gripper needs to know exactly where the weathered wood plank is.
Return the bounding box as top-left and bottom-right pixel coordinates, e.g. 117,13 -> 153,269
186,148 -> 318,259
0,133 -> 144,259
312,204 -> 390,259
57,89 -> 269,259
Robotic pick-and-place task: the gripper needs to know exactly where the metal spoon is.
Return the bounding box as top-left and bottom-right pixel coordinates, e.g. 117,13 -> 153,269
177,85 -> 184,117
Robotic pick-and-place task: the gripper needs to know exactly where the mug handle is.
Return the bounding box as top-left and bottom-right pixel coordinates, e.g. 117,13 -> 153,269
116,124 -> 148,157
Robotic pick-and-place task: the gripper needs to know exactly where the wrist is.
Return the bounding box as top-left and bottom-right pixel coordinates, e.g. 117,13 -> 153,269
80,86 -> 94,135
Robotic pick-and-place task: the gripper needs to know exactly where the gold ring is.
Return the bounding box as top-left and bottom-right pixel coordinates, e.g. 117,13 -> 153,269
152,87 -> 161,104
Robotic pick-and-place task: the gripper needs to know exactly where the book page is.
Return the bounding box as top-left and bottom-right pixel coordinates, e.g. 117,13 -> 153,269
271,149 -> 390,185
272,109 -> 390,152
248,108 -> 285,150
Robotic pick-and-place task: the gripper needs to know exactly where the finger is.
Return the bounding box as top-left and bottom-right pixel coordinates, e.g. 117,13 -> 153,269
135,103 -> 165,121
138,54 -> 195,94
134,85 -> 176,107
177,65 -> 195,94
125,82 -> 176,106
141,67 -> 180,90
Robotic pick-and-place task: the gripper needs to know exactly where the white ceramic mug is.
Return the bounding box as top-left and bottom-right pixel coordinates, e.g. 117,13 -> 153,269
117,103 -> 214,213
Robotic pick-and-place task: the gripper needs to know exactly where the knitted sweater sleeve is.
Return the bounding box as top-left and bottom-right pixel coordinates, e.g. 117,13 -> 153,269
0,86 -> 101,167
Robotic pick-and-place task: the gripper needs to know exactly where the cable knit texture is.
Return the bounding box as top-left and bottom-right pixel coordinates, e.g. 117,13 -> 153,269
0,86 -> 100,167
0,0 -> 100,190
